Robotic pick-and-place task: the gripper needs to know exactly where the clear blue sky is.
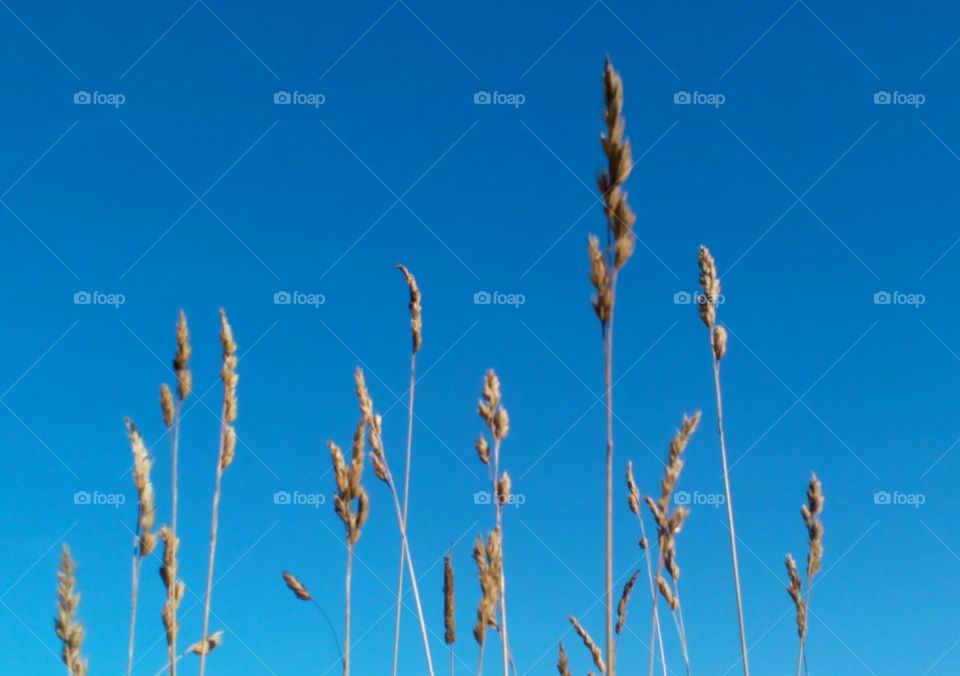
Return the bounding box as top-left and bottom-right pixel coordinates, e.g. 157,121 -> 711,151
0,0 -> 957,674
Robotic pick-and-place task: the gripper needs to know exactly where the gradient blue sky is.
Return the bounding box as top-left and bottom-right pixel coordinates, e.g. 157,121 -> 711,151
0,0 -> 957,674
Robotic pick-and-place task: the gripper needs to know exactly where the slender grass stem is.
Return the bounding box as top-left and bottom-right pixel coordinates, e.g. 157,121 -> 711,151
344,546 -> 354,676
711,355 -> 750,676
392,353 -> 417,676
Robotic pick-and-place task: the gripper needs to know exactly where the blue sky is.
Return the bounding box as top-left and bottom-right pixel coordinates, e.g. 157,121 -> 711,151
0,0 -> 958,674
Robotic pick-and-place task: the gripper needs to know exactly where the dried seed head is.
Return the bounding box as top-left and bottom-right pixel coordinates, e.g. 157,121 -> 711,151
557,641 -> 572,676
160,384 -> 175,428
173,310 -> 192,401
803,474 -> 825,579
496,472 -> 511,505
395,264 -> 423,354
355,369 -> 390,484
588,235 -> 611,325
472,531 -> 501,646
598,58 -> 636,270
125,419 -> 156,557
189,630 -> 224,655
478,370 -> 509,441
220,426 -> 236,471
331,437 -> 369,546
657,412 -> 702,514
644,412 -> 701,590
55,545 -> 88,676
615,570 -> 640,636
219,309 -> 238,425
698,245 -> 720,328
713,324 -> 728,360
282,571 -> 312,601
475,436 -> 490,465
569,615 -> 606,673
159,526 -> 182,650
625,461 -> 640,516
657,575 -> 678,611
443,553 -> 456,645
785,554 -> 806,639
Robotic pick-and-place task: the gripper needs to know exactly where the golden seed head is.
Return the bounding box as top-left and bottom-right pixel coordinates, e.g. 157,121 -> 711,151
479,370 -> 509,441
395,264 -> 423,354
657,575 -> 678,610
282,571 -> 312,601
496,472 -> 511,505
158,526 -> 182,648
125,419 -> 156,557
713,324 -> 728,360
598,58 -> 636,270
588,234 -> 611,325
189,630 -> 224,655
219,309 -> 238,425
173,310 -> 192,401
557,641 -> 572,676
698,245 -> 720,328
160,384 -> 174,428
55,545 -> 88,676
472,531 -> 501,646
220,426 -> 236,471
803,474 -> 825,579
569,614 -> 606,673
475,436 -> 490,465
785,554 -> 806,638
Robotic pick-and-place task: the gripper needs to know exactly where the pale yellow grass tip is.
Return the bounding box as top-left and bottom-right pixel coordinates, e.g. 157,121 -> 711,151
569,614 -> 606,673
395,264 -> 422,354
55,545 -> 88,676
125,419 -> 156,557
282,571 -> 312,601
